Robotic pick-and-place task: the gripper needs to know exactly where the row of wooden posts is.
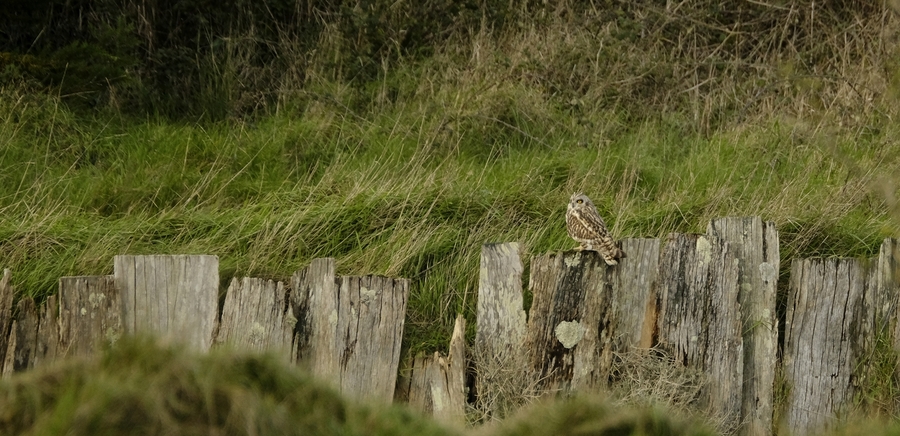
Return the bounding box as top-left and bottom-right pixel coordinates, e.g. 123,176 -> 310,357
0,216 -> 897,435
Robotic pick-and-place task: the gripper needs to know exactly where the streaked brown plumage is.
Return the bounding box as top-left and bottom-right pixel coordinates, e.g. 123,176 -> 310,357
565,192 -> 626,266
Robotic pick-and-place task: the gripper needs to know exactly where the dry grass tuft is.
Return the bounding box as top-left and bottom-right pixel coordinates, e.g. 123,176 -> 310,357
467,346 -> 545,425
608,347 -> 740,434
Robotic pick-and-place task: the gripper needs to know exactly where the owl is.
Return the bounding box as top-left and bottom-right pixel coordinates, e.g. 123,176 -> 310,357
566,192 -> 626,266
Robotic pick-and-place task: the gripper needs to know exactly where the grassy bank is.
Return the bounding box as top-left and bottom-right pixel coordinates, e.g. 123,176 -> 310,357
2,3 -> 900,430
1,77 -> 898,351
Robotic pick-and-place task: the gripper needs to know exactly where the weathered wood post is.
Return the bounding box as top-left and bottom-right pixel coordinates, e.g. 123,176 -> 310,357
400,315 -> 467,426
525,249 -> 613,392
783,238 -> 899,435
57,276 -> 121,358
476,243 -> 527,358
474,242 -> 528,419
0,270 -> 13,373
873,239 -> 900,356
34,295 -> 59,366
114,255 -> 219,351
214,277 -> 295,360
2,274 -> 71,374
292,258 -> 409,403
708,217 -> 779,436
2,298 -> 38,376
657,233 -> 743,431
610,238 -> 661,350
523,238 -> 660,393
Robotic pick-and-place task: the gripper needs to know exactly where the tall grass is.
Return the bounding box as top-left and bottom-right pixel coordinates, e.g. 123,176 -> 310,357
1,72 -> 898,352
2,2 -> 900,432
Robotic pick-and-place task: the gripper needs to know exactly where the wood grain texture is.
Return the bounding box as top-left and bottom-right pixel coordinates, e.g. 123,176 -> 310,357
526,249 -> 613,392
610,238 -> 661,350
57,276 -> 121,358
3,298 -> 38,375
707,217 -> 779,436
114,255 -> 219,351
34,295 -> 59,367
0,270 -> 13,373
476,243 -> 526,358
292,258 -> 339,381
657,233 -> 743,430
215,277 -> 295,360
875,239 -> 900,352
784,257 -> 871,435
293,258 -> 409,403
402,315 -> 467,426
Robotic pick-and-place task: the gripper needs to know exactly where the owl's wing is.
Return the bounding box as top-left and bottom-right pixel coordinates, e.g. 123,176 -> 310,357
571,207 -> 610,236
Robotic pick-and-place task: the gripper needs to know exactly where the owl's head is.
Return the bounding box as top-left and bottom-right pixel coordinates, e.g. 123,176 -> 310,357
568,192 -> 595,211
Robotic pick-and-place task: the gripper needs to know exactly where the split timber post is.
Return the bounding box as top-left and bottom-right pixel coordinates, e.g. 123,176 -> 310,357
707,217 -> 779,436
525,249 -> 614,392
610,238 -> 661,350
214,277 -> 295,360
292,258 -> 409,403
783,238 -> 900,435
525,238 -> 661,392
57,276 -> 121,359
476,243 -> 527,358
0,270 -> 13,374
473,242 -> 528,420
2,298 -> 38,376
656,217 -> 779,435
656,232 -> 743,431
398,315 -> 467,426
114,255 -> 219,351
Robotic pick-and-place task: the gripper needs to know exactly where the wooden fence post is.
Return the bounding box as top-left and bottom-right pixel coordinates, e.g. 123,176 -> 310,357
400,315 -> 467,426
708,217 -> 779,436
610,238 -> 661,350
474,242 -> 529,417
292,258 -> 337,374
214,277 -> 295,360
476,243 -> 527,359
2,298 -> 38,376
114,255 -> 219,351
522,238 -> 660,393
875,239 -> 900,352
657,233 -> 743,430
525,249 -> 613,392
784,257 -> 869,434
292,258 -> 409,403
34,295 -> 59,366
0,270 -> 13,374
57,276 -> 121,358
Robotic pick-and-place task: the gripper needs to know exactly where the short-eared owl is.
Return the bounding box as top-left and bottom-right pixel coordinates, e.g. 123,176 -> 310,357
566,193 -> 626,266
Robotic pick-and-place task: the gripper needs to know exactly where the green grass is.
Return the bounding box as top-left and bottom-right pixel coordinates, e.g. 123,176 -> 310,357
2,75 -> 899,353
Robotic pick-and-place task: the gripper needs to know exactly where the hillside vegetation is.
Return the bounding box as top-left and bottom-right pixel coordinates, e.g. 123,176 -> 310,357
2,1 -> 900,432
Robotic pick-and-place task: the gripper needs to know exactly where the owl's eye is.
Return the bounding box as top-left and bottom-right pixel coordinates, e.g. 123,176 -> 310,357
576,199 -> 583,204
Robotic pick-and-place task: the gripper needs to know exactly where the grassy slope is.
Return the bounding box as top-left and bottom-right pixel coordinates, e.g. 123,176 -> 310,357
1,73 -> 898,351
